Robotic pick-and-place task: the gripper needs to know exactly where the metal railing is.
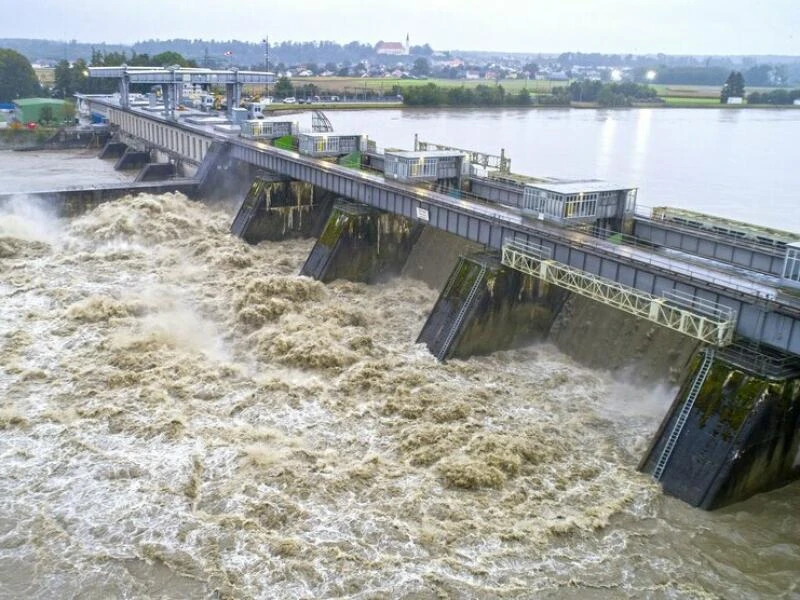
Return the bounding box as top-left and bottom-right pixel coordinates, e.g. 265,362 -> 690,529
437,264 -> 487,361
718,340 -> 800,380
501,239 -> 737,346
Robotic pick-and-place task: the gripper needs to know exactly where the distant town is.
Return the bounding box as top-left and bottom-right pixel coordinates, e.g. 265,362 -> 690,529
2,37 -> 800,116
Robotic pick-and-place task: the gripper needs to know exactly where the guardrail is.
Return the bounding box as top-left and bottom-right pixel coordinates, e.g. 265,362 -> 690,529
501,238 -> 737,347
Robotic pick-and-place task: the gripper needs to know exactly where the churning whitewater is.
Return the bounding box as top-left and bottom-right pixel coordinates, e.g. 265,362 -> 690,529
1,191 -> 797,599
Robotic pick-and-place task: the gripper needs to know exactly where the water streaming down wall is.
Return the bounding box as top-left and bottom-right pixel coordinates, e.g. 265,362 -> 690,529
306,199 -> 800,508
231,176 -> 336,244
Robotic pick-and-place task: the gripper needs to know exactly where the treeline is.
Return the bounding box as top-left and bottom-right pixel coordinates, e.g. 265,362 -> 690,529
0,37 -> 430,71
746,88 -> 800,105
399,83 -> 533,106
642,64 -> 789,86
397,81 -> 658,107
557,81 -> 659,106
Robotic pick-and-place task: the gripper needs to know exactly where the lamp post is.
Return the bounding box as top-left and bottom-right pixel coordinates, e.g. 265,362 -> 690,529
262,36 -> 270,99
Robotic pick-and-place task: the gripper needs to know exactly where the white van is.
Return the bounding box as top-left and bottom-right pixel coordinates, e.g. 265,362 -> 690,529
283,97 -> 297,104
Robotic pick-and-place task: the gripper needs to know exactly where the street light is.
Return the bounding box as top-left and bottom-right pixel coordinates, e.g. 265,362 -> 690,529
262,36 -> 270,99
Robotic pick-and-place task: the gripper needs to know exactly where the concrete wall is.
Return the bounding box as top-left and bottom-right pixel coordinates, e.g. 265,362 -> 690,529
300,202 -> 423,284
641,354 -> 800,509
417,255 -> 568,361
231,177 -> 335,243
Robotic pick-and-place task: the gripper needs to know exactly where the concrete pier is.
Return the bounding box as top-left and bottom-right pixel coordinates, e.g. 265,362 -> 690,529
300,202 -> 423,283
135,162 -> 176,182
640,352 -> 800,509
231,176 -> 335,243
114,147 -> 151,171
417,254 -> 568,360
99,140 -> 128,160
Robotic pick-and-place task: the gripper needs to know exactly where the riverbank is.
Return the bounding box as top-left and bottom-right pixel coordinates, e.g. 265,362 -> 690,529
264,100 -> 800,112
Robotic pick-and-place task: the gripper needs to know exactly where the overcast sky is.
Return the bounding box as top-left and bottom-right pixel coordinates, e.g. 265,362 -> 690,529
2,0 -> 797,55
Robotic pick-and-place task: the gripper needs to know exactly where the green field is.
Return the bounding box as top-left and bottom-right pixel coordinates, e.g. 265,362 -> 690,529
662,96 -> 722,106
245,77 -> 561,98
245,77 -> 791,108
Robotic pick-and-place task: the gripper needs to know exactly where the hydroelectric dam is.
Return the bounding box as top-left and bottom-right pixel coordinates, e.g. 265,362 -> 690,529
18,70 -> 799,511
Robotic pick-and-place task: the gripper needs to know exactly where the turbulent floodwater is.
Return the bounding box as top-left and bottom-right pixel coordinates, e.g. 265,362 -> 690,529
1,178 -> 799,597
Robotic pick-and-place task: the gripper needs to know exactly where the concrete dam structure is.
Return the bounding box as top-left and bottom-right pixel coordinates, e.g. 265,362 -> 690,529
51,90 -> 800,510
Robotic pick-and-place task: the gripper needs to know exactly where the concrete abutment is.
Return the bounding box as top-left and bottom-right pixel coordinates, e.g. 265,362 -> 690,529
300,202 -> 423,283
418,254 -> 568,360
640,352 -> 800,509
231,176 -> 336,243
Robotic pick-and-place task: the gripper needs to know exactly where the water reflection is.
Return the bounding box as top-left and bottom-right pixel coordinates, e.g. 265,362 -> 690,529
326,107 -> 800,231
631,108 -> 653,181
597,111 -> 618,179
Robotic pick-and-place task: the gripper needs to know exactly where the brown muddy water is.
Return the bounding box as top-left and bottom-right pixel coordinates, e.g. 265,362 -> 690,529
0,152 -> 798,599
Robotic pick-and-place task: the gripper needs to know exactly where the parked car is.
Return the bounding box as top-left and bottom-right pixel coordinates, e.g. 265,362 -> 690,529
329,96 -> 340,102
283,97 -> 297,104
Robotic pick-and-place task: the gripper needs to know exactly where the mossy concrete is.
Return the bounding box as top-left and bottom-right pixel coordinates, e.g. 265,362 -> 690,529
640,351 -> 800,509
418,254 -> 568,361
300,202 -> 423,283
231,176 -> 336,243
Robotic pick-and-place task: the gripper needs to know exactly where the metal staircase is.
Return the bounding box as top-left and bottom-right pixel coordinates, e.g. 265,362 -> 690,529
652,347 -> 716,481
437,264 -> 487,360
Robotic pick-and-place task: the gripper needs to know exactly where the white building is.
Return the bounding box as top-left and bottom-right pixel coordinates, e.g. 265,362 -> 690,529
376,35 -> 410,56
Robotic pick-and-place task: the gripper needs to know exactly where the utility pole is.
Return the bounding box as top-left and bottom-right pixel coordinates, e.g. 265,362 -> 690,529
263,36 -> 270,98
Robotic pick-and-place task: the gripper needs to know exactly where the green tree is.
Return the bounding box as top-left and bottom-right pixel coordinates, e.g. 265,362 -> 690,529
523,62 -> 539,78
150,51 -> 197,68
720,70 -> 745,103
54,59 -> 73,98
0,48 -> 41,102
412,57 -> 430,77
274,76 -> 294,98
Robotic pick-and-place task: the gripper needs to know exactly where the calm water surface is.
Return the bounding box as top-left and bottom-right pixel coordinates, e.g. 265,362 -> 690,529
325,107 -> 800,232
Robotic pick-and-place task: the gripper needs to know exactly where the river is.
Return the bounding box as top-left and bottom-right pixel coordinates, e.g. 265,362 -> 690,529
325,107 -> 800,232
0,108 -> 798,599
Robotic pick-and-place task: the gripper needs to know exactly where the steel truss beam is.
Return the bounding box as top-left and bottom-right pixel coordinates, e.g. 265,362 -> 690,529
501,239 -> 736,346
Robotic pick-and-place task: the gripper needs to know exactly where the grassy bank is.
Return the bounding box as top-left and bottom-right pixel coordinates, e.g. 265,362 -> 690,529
246,78 -> 798,110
